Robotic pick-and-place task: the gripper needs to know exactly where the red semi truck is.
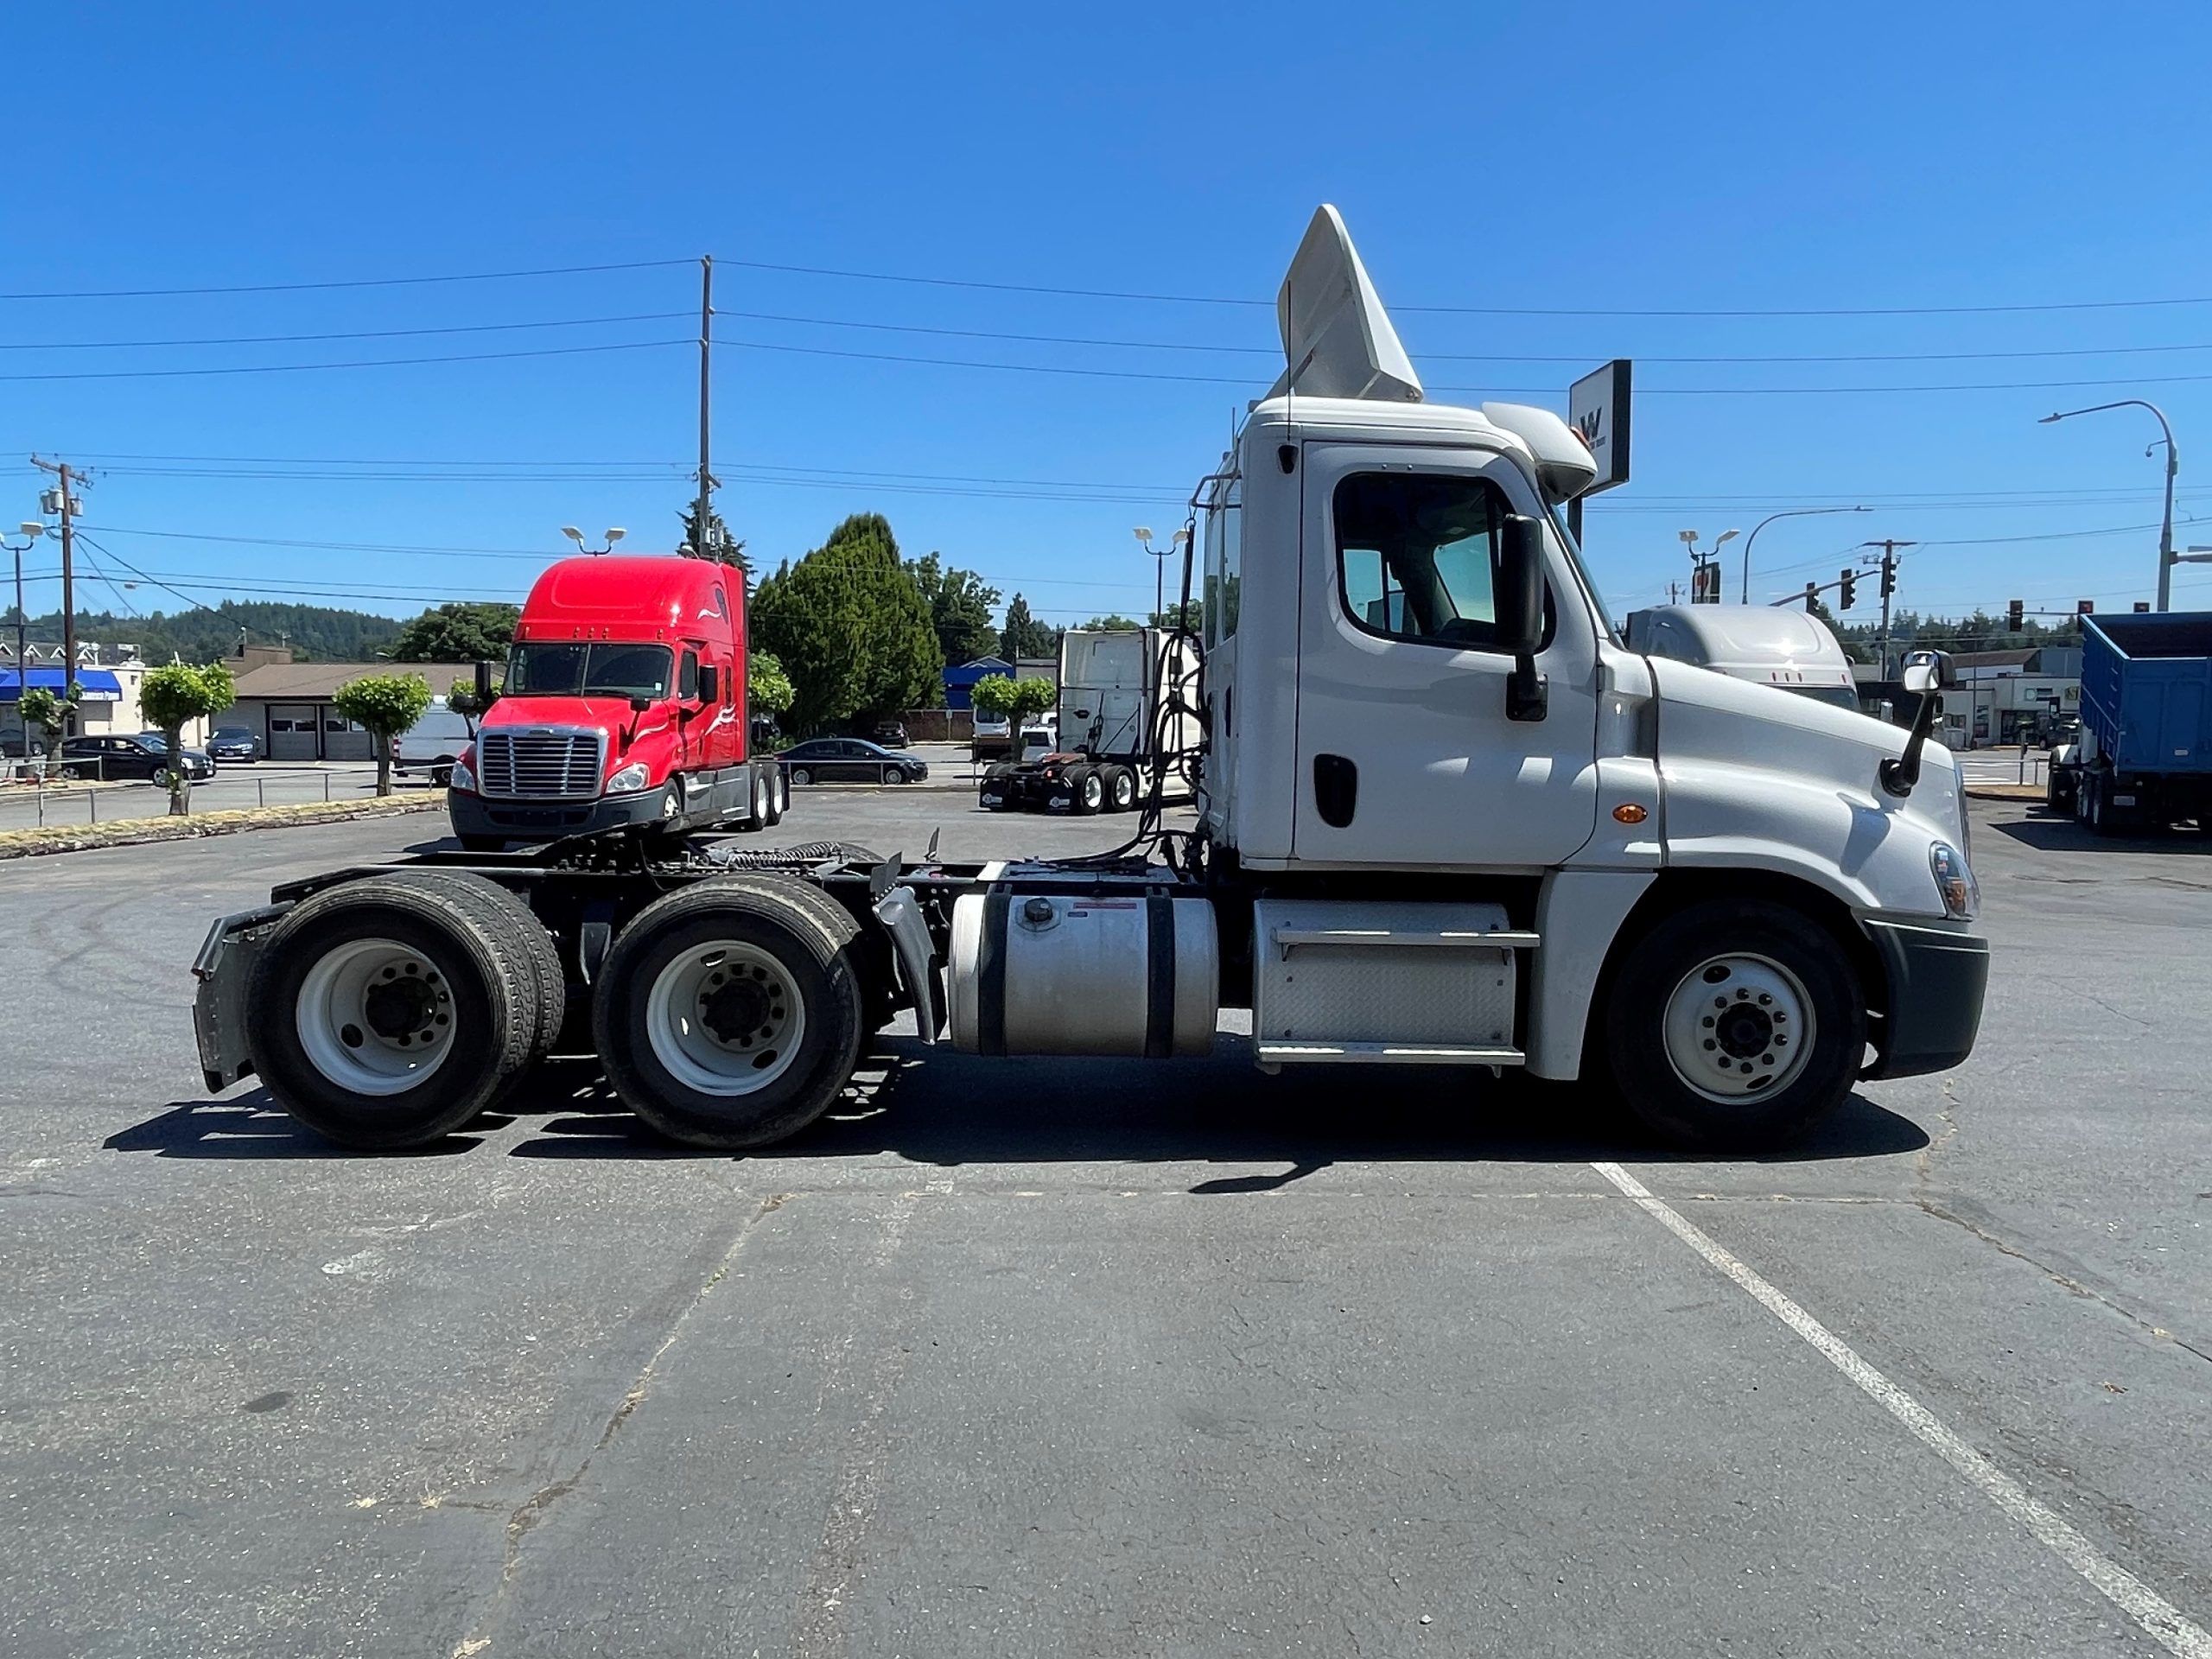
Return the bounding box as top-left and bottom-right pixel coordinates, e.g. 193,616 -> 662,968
447,555 -> 786,849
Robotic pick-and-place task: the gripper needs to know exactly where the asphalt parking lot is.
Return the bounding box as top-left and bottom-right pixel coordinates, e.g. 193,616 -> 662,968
3,791 -> 2208,1656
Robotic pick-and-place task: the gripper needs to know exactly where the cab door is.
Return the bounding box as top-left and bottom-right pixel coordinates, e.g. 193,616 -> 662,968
1291,444 -> 1600,870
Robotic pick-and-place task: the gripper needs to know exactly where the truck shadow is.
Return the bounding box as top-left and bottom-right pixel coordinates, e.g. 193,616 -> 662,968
1992,812 -> 2211,853
115,1040 -> 1929,1169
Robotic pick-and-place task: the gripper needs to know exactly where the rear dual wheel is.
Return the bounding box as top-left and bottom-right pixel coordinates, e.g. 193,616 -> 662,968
593,875 -> 865,1149
247,872 -> 566,1150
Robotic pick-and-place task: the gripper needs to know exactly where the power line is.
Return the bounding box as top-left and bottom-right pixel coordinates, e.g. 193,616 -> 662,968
0,338 -> 690,383
0,312 -> 694,351
1,258 -> 694,302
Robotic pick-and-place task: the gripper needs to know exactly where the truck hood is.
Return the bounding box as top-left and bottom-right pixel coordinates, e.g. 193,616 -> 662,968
480,696 -> 634,744
1647,657 -> 1967,917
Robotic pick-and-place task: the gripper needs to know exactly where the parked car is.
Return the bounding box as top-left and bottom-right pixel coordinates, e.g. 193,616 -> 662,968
392,704 -> 476,786
207,726 -> 264,763
779,738 -> 929,785
60,734 -> 216,781
869,719 -> 909,748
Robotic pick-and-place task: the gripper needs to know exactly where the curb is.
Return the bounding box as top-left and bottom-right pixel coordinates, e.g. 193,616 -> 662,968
0,793 -> 448,861
1962,785 -> 2047,803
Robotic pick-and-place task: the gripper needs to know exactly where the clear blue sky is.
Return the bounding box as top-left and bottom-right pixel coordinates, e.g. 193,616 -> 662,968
11,0 -> 2212,639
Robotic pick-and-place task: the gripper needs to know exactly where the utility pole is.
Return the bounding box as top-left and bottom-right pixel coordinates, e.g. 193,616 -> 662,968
1862,538 -> 1916,678
694,255 -> 715,558
30,458 -> 86,733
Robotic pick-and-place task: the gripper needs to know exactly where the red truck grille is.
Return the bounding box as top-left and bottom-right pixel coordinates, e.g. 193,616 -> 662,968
477,728 -> 605,799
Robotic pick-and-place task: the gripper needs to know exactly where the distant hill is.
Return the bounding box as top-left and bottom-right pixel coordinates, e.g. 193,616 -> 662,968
5,601 -> 403,664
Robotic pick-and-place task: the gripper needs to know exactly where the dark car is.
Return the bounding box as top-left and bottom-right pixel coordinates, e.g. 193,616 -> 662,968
779,737 -> 929,785
869,719 -> 909,748
60,734 -> 216,781
207,726 -> 264,763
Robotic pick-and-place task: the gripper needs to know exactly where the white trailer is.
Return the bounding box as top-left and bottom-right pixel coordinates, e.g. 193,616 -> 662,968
190,206 -> 1988,1156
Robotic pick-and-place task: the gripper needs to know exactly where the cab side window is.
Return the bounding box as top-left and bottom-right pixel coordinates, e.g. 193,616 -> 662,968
679,649 -> 700,700
1335,472 -> 1522,651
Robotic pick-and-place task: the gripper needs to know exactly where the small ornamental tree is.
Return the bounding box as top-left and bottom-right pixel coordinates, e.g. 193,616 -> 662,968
140,662 -> 236,815
333,672 -> 433,797
970,673 -> 1056,726
17,684 -> 73,766
747,650 -> 795,718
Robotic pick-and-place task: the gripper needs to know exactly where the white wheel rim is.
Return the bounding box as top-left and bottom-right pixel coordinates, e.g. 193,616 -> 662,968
1083,776 -> 1102,807
1662,951 -> 1815,1103
294,938 -> 456,1096
793,769 -> 810,785
644,939 -> 807,1096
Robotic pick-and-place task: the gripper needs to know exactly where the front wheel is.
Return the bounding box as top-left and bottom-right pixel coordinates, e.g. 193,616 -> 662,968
1604,899 -> 1866,1151
883,766 -> 908,785
790,767 -> 813,786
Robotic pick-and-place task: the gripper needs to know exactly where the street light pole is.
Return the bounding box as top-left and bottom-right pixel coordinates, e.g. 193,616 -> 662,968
1738,505 -> 1872,603
2039,401 -> 2179,611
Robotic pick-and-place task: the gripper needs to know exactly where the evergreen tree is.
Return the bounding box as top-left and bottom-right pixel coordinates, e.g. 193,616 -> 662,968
906,552 -> 1003,666
998,593 -> 1059,661
749,513 -> 942,735
679,498 -> 748,572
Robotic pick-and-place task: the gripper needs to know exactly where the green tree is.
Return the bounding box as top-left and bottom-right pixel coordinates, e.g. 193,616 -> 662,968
333,672 -> 433,797
17,684 -> 73,766
1149,599 -> 1204,632
139,662 -> 236,816
998,593 -> 1058,661
749,513 -> 943,735
679,499 -> 748,572
970,673 -> 1057,724
906,552 -> 1003,670
1077,613 -> 1144,632
388,602 -> 521,663
747,649 -> 795,717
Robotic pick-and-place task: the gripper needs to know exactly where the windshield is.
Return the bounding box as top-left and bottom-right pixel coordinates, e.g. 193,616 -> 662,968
1546,504 -> 1618,644
505,642 -> 674,699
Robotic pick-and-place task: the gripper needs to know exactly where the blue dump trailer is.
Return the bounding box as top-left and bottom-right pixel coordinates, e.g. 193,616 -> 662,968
2049,613 -> 2212,833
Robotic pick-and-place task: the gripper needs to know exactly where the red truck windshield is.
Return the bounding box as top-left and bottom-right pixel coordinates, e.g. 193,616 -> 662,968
505,643 -> 673,699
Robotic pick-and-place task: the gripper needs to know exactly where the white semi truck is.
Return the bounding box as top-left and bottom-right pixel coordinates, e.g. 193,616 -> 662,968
189,206 -> 1987,1155
1624,604 -> 1861,711
978,627 -> 1198,814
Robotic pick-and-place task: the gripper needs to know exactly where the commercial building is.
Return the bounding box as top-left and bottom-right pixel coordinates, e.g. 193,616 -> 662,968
0,640 -> 155,749
216,645 -> 479,760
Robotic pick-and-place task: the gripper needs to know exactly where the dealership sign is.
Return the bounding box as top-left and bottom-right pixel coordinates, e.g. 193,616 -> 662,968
1568,359 -> 1632,493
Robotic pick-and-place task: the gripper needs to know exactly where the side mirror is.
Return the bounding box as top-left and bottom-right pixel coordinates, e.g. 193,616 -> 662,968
697,664 -> 720,705
1879,650 -> 1954,797
1497,514 -> 1548,722
1497,514 -> 1546,658
628,696 -> 652,715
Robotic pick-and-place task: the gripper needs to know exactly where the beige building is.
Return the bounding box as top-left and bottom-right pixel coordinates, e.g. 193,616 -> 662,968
216,645 -> 479,761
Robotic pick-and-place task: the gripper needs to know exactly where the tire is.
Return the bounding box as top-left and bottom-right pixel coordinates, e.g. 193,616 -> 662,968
405,870 -> 569,1065
979,764 -> 1014,811
2087,775 -> 2115,836
245,875 -> 543,1149
791,767 -> 813,786
1603,899 -> 1866,1151
882,766 -> 907,785
764,771 -> 785,826
1073,768 -> 1104,816
431,766 -> 454,789
1107,766 -> 1137,812
593,874 -> 866,1149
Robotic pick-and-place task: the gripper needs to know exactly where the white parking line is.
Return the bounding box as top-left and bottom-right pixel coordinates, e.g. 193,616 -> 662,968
1592,1160 -> 2212,1659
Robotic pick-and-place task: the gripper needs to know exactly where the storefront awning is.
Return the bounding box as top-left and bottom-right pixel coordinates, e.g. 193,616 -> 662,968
0,668 -> 124,702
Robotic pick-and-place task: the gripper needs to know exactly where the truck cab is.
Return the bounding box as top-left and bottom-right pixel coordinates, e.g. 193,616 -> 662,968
447,555 -> 782,848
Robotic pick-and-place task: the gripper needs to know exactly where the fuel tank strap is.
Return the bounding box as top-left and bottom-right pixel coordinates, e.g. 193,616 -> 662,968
976,887 -> 1010,1056
1144,892 -> 1175,1060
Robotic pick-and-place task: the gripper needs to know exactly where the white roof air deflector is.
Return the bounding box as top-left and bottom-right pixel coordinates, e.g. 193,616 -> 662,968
1268,206 -> 1423,405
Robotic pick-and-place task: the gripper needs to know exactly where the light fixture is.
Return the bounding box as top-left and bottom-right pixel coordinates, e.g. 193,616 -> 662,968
16,523 -> 40,539
1677,529 -> 1700,546
604,528 -> 626,544
1713,527 -> 1741,549
561,526 -> 584,543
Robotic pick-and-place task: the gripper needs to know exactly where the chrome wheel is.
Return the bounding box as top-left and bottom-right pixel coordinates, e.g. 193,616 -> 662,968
643,939 -> 808,1096
294,938 -> 455,1096
1661,952 -> 1815,1103
791,767 -> 811,786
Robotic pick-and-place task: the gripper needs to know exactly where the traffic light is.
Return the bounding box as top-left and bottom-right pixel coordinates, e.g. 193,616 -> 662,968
2077,599 -> 2094,615
1839,569 -> 1857,610
2133,601 -> 2152,613
1805,581 -> 1819,611
1879,561 -> 1897,600
2006,598 -> 2024,631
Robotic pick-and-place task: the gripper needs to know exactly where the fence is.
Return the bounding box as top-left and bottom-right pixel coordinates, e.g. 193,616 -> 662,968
1,766 -> 372,829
